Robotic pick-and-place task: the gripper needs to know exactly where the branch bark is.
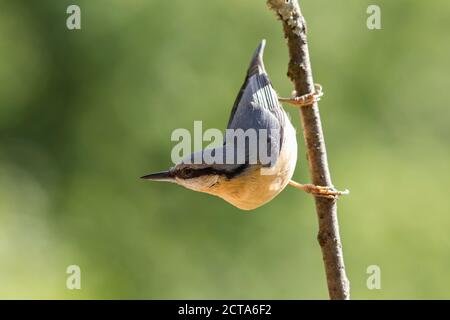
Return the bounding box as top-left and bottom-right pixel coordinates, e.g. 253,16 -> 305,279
267,0 -> 350,300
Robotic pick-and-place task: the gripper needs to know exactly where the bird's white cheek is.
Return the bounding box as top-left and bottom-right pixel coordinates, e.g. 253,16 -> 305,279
175,178 -> 197,191
175,176 -> 219,192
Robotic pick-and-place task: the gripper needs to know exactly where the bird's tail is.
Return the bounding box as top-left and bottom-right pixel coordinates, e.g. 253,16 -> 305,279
247,39 -> 267,77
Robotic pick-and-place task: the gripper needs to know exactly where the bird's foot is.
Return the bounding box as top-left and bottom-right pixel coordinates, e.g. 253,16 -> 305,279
289,180 -> 349,199
279,84 -> 323,107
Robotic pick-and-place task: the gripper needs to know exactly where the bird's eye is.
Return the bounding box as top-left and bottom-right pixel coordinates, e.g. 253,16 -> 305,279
183,168 -> 193,177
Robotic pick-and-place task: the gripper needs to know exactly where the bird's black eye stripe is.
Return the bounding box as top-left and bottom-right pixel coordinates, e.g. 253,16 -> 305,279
177,164 -> 248,180
180,167 -> 212,179
178,168 -> 194,179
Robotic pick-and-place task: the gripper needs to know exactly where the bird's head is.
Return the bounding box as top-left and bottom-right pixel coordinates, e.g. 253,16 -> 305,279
141,162 -> 220,193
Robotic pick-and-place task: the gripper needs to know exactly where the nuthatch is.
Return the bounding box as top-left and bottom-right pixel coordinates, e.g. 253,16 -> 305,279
142,40 -> 348,210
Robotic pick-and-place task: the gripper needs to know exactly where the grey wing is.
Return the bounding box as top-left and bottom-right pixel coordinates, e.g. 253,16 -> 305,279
227,40 -> 285,140
225,73 -> 285,167
225,40 -> 286,166
227,73 -> 285,135
227,39 -> 268,129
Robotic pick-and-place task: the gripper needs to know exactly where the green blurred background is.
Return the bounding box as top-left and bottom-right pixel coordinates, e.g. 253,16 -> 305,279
1,0 -> 449,299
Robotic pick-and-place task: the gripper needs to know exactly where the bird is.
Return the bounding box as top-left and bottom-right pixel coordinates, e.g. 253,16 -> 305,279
141,39 -> 347,210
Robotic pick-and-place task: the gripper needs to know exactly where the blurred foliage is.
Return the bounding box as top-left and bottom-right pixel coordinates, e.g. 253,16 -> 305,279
1,0 -> 450,299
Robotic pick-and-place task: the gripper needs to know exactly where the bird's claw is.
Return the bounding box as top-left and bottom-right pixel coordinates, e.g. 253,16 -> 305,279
303,184 -> 350,199
289,180 -> 349,199
279,83 -> 323,107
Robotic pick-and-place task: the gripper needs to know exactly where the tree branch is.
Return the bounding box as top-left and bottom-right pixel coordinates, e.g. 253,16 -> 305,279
267,0 -> 350,300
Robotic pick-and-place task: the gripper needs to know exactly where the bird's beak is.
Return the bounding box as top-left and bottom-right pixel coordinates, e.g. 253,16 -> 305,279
140,170 -> 175,183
